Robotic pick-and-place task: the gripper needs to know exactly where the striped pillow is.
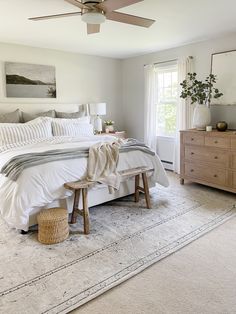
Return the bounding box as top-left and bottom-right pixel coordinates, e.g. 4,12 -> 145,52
0,118 -> 53,146
52,118 -> 94,137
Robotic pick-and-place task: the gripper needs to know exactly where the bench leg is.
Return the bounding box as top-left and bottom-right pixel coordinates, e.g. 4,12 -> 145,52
135,174 -> 140,202
142,172 -> 151,209
82,188 -> 90,235
21,230 -> 28,235
71,189 -> 81,224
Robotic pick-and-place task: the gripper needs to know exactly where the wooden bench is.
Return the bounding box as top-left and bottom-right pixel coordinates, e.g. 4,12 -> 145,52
119,167 -> 153,209
64,166 -> 153,235
64,180 -> 94,235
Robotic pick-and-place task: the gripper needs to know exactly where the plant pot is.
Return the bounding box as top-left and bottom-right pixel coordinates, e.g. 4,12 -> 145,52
106,125 -> 114,132
192,104 -> 211,130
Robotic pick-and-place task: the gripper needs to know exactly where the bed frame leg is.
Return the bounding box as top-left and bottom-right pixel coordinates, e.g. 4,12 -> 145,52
20,230 -> 28,235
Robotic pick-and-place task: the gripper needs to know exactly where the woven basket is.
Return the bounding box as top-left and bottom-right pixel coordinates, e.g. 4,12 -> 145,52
37,208 -> 69,244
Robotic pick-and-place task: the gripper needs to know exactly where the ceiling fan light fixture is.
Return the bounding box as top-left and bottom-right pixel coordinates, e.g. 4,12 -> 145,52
82,11 -> 106,24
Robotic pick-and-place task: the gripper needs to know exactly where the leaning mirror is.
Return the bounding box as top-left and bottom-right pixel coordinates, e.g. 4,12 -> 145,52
211,50 -> 236,105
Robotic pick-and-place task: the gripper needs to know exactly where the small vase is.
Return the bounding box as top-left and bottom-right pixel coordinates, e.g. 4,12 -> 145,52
192,104 -> 211,130
107,125 -> 114,132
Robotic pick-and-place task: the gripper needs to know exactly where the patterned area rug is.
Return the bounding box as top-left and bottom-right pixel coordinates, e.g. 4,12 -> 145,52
0,175 -> 236,314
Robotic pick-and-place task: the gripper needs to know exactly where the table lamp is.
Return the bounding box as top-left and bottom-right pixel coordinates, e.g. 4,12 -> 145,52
90,103 -> 106,133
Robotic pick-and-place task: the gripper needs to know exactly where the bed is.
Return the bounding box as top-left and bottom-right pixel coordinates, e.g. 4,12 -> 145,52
0,104 -> 169,231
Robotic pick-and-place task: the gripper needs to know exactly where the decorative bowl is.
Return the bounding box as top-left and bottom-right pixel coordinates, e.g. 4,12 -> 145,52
216,121 -> 228,132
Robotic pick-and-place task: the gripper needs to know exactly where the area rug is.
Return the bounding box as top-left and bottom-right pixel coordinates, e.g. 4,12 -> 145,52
0,180 -> 236,314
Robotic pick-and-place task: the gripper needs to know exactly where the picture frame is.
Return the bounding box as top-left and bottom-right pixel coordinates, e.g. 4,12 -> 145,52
5,62 -> 56,98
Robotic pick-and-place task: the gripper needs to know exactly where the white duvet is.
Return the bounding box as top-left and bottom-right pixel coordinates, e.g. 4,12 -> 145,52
0,135 -> 169,231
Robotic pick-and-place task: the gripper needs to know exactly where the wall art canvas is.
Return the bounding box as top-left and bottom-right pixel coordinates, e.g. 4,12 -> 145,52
5,62 -> 56,98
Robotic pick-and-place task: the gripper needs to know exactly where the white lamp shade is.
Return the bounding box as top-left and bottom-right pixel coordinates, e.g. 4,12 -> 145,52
90,103 -> 106,116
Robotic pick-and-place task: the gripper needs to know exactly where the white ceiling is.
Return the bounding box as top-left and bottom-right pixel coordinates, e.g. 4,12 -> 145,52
0,0 -> 236,59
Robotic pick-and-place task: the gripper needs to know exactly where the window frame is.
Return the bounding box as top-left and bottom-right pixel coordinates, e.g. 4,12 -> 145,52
154,62 -> 178,138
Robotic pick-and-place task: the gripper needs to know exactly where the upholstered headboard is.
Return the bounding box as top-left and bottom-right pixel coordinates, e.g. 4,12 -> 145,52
0,103 -> 89,115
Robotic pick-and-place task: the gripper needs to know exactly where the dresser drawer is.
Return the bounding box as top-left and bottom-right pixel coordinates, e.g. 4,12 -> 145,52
185,146 -> 229,166
184,162 -> 227,186
232,172 -> 236,188
205,136 -> 230,149
183,133 -> 204,146
231,154 -> 236,169
231,138 -> 236,151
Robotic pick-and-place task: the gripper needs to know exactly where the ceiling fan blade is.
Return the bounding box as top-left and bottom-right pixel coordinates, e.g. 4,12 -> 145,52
64,0 -> 88,9
87,24 -> 101,34
96,0 -> 143,13
29,11 -> 82,21
106,11 -> 155,28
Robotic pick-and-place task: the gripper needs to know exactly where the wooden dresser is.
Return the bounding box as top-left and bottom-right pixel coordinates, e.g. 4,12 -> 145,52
180,129 -> 236,193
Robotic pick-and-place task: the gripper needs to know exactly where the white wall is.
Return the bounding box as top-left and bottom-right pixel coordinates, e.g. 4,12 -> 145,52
1,34 -> 236,138
121,33 -> 236,140
0,42 -> 123,128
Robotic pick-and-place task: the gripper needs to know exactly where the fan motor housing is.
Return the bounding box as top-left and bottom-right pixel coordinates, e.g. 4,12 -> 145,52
82,7 -> 105,15
82,1 -> 102,5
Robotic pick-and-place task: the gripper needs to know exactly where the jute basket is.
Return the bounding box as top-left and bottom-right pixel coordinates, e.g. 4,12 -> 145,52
37,208 -> 69,244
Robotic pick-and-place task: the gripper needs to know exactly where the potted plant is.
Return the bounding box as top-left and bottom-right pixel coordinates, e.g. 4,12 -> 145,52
180,73 -> 223,130
104,120 -> 115,133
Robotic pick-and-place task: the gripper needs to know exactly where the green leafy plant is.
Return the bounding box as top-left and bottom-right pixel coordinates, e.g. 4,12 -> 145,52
180,73 -> 223,106
104,120 -> 114,126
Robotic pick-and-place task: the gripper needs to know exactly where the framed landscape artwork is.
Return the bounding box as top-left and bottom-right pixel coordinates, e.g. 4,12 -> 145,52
5,62 -> 56,98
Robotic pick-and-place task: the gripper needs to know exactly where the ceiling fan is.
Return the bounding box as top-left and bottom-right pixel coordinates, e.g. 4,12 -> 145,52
28,0 -> 155,34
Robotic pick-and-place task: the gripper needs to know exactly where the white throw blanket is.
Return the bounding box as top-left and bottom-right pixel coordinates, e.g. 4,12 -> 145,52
87,141 -> 121,192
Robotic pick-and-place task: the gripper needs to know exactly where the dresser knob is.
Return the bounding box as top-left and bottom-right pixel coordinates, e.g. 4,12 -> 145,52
191,138 -> 194,141
190,169 -> 194,172
214,156 -> 218,159
214,174 -> 218,178
214,140 -> 218,144
191,152 -> 194,155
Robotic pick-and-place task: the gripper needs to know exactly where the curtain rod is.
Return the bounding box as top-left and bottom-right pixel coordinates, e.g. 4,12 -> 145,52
144,56 -> 193,67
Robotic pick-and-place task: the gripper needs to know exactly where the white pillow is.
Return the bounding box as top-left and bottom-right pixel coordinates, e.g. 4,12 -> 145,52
52,118 -> 94,137
0,118 -> 53,146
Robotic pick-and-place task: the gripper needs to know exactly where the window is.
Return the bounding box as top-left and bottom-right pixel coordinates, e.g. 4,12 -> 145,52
155,63 -> 178,137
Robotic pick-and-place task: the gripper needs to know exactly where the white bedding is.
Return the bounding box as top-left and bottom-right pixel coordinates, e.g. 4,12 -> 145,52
0,135 -> 169,231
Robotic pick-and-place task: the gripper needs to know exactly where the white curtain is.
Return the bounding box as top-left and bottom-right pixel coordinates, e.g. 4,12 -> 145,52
144,64 -> 157,151
174,57 -> 194,173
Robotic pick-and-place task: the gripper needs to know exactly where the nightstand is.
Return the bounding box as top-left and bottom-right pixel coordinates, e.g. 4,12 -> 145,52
101,131 -> 127,139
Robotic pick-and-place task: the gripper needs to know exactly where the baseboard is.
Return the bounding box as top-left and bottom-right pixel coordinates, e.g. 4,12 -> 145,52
161,160 -> 174,171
